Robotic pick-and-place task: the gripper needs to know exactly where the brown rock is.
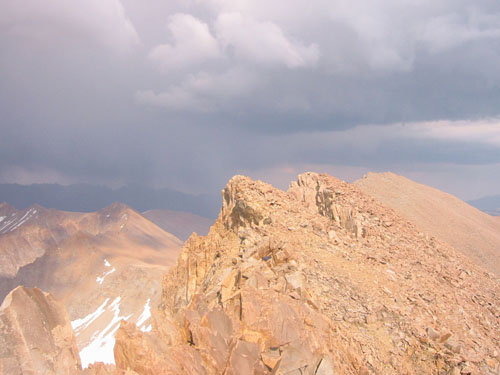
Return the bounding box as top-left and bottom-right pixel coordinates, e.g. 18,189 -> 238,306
426,327 -> 440,340
261,349 -> 281,370
0,286 -> 81,375
444,337 -> 462,353
113,173 -> 500,375
83,362 -> 117,375
226,340 -> 266,375
460,364 -> 475,374
439,332 -> 452,343
315,357 -> 335,375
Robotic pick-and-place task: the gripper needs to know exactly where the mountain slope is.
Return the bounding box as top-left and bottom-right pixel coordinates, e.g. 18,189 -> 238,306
468,194 -> 500,216
354,172 -> 500,276
0,202 -> 183,368
142,209 -> 212,240
112,173 -> 499,375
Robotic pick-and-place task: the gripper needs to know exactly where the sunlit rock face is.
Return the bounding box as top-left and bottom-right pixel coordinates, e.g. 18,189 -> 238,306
114,173 -> 500,375
0,286 -> 81,375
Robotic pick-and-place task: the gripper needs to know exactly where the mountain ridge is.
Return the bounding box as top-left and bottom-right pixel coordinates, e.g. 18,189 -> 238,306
0,182 -> 220,218
354,171 -> 500,275
467,194 -> 500,216
1,172 -> 499,374
110,172 -> 499,375
142,208 -> 212,241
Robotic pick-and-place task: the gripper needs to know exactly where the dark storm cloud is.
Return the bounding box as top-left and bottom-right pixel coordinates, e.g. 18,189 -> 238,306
0,0 -> 500,198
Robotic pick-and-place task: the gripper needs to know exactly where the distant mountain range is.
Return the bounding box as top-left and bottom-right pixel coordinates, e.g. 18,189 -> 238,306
0,183 -> 220,218
467,195 -> 500,216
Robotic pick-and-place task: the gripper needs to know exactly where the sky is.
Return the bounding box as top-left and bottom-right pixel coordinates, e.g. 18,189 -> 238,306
1,0 -> 500,200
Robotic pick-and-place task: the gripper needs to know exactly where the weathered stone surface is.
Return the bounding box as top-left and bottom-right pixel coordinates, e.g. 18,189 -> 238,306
0,286 -> 81,375
114,173 -> 499,375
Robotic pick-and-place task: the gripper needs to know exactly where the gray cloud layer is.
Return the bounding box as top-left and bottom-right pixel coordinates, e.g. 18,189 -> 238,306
1,0 -> 500,199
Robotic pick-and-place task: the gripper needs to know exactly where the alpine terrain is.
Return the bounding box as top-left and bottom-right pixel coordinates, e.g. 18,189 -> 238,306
1,172 -> 499,375
110,173 -> 498,375
354,172 -> 500,276
0,202 -> 182,368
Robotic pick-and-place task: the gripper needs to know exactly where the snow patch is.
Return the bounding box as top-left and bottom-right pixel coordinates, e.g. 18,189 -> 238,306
0,208 -> 37,234
71,298 -> 110,333
104,259 -> 111,267
136,298 -> 151,332
78,296 -> 132,368
0,216 -> 5,223
96,268 -> 115,285
141,324 -> 152,332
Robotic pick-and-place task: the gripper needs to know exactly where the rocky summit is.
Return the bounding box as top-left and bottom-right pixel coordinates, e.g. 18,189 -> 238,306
110,173 -> 499,375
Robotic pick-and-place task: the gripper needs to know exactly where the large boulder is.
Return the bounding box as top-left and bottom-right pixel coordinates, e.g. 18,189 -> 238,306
0,286 -> 81,375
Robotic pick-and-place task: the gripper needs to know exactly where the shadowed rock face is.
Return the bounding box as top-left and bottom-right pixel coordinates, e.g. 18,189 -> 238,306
0,286 -> 81,375
113,173 -> 500,375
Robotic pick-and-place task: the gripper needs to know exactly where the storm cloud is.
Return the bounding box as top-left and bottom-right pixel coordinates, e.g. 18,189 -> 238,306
1,0 -> 499,200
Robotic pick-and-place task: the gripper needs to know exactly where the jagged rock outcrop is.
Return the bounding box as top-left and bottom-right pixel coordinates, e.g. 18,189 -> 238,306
0,286 -> 81,374
115,173 -> 500,375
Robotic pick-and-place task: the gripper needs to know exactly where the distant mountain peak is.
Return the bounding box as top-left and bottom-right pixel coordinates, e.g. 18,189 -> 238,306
0,201 -> 17,213
98,201 -> 135,217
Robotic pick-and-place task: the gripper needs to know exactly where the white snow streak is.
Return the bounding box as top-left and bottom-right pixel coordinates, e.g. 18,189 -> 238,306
0,208 -> 38,234
0,216 -> 5,223
71,298 -> 110,332
96,259 -> 115,284
77,296 -> 132,368
136,298 -> 152,332
96,268 -> 115,284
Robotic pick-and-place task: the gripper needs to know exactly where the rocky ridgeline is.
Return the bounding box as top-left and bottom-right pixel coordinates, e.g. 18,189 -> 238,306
1,173 -> 498,375
111,173 -> 499,375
